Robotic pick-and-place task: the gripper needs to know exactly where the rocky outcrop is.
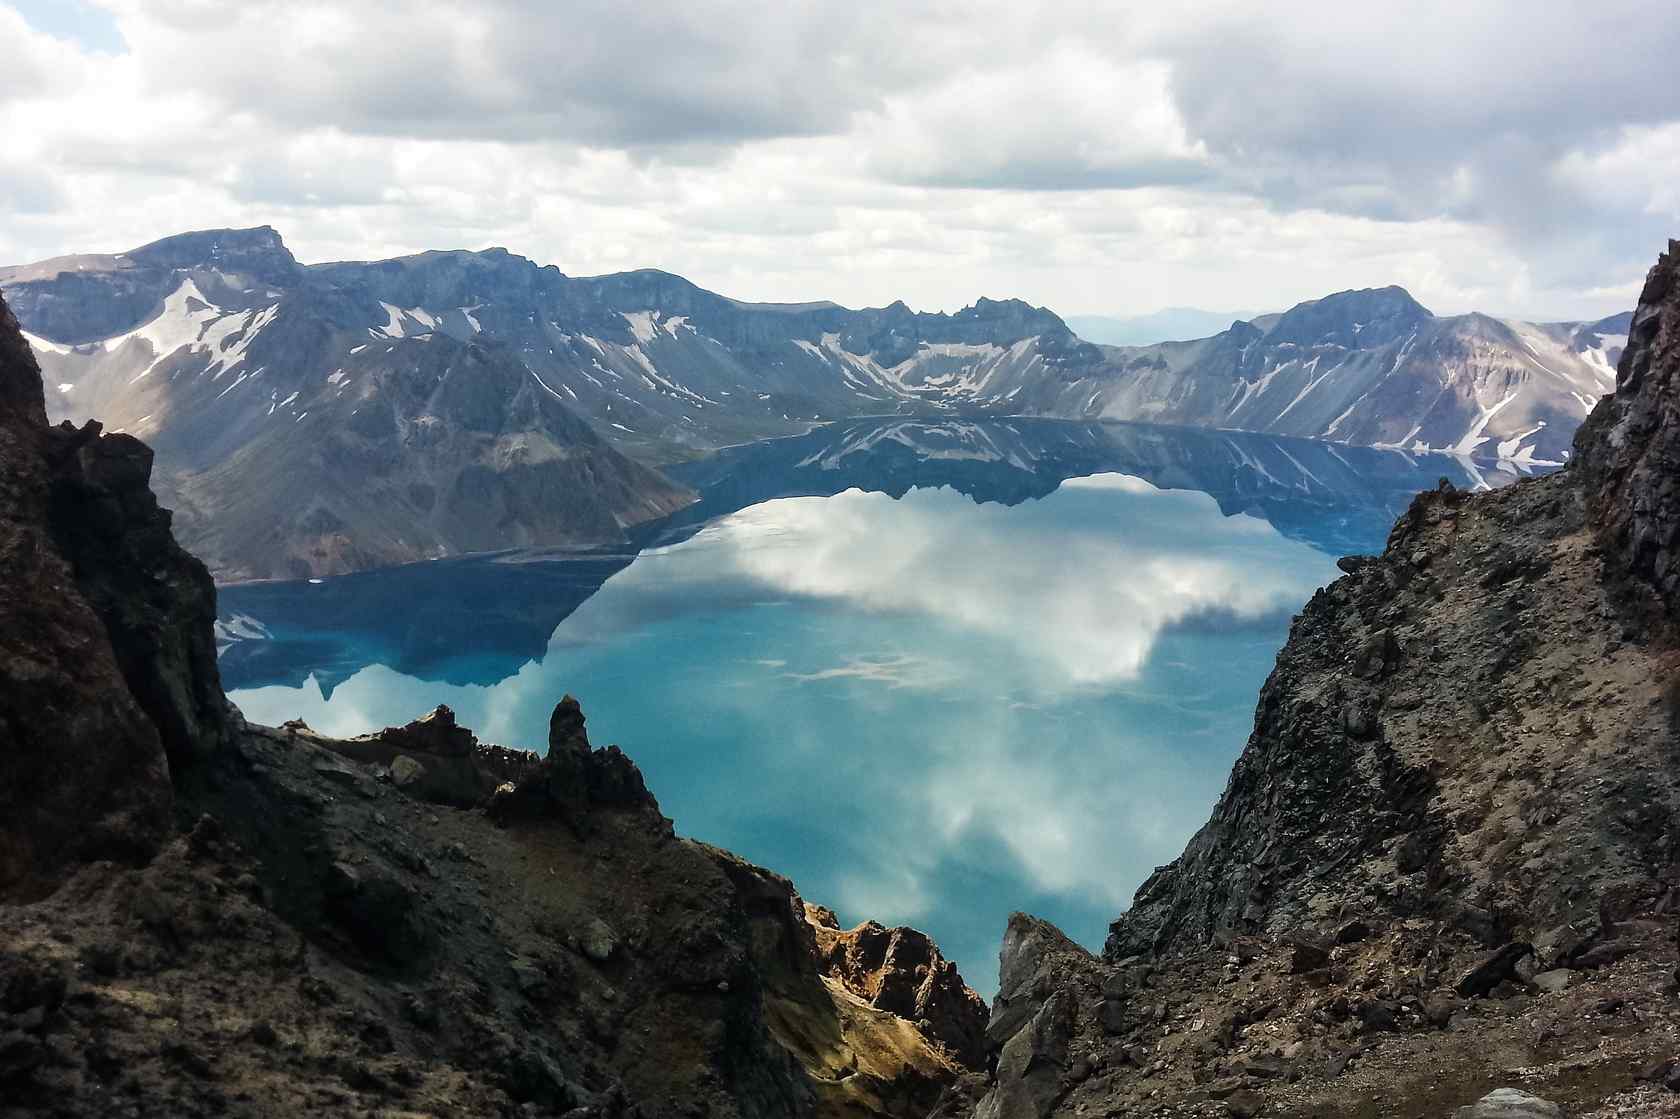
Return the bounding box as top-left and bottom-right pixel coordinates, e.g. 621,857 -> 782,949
312,704 -> 539,807
1576,239 -> 1680,614
1100,246 -> 1680,961
0,694 -> 983,1117
1100,456 -> 1680,958
970,916 -> 1105,1119
806,907 -> 990,1068
42,420 -> 229,769
486,694 -> 661,825
0,291 -> 227,900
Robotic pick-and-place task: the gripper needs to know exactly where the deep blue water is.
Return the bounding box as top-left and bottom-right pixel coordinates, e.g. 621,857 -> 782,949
219,419 -> 1532,994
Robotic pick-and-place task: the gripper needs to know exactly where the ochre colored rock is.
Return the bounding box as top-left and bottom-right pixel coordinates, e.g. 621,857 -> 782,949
808,911 -> 990,1068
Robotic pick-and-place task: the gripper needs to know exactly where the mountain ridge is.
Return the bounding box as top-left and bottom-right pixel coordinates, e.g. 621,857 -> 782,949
4,230 -> 697,580
8,227 -> 1622,471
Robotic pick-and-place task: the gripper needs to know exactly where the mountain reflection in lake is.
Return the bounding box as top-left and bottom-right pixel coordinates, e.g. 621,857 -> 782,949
222,419 -> 1532,994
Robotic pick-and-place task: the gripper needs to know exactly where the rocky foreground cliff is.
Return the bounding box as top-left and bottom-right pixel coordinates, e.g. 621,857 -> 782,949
955,246 -> 1680,1118
0,288 -> 987,1117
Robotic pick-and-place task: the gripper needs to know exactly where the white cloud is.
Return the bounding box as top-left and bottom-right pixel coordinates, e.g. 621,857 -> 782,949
0,0 -> 1676,320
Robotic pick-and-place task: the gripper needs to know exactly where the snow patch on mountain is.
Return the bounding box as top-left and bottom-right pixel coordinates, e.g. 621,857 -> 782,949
21,330 -> 71,355
377,303 -> 439,339
88,278 -> 278,384
622,311 -> 659,345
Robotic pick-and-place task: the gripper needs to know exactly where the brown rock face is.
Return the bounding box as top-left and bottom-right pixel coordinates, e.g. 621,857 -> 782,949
1576,238 -> 1680,615
0,292 -> 227,899
809,914 -> 990,1069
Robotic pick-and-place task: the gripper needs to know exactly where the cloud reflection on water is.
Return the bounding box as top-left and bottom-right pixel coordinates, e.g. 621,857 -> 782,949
230,471 -> 1339,994
557,474 -> 1333,692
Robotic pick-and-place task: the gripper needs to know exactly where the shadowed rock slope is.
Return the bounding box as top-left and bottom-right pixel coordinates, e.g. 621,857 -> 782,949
0,294 -> 228,900
962,244 -> 1680,1117
0,288 -> 985,1118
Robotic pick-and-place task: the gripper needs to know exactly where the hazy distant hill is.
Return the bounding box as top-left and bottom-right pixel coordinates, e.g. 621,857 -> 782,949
1066,308 -> 1254,346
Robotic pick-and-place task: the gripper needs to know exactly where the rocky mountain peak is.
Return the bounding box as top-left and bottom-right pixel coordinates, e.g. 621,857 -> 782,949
127,225 -> 301,285
1264,284 -> 1433,349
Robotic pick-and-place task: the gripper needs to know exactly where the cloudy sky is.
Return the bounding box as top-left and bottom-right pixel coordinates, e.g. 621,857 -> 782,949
4,0 -> 1678,321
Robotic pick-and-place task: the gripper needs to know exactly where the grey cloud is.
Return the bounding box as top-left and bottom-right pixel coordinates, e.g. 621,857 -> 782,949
115,0 -> 943,148
899,155 -> 1213,193
1153,4 -> 1680,230
6,0 -> 1679,318
0,163 -> 66,213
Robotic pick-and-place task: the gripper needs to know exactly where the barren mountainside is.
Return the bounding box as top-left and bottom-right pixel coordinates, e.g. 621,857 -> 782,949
3,229 -> 694,581
1,227 -> 1626,581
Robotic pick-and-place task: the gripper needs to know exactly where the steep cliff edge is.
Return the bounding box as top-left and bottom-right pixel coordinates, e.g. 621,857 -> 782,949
1577,242 -> 1680,614
0,289 -> 985,1117
968,244 -> 1680,1118
0,293 -> 228,900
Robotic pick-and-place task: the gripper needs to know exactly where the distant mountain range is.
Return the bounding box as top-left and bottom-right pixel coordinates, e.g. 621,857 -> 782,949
2,229 -> 692,580
1065,309 -> 1254,347
1,226 -> 1627,577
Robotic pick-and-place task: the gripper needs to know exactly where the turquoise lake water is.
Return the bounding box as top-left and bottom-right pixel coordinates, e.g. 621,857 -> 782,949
220,419 -> 1523,994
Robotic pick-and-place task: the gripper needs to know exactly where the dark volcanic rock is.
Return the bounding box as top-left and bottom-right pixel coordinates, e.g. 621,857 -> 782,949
41,420 -> 229,770
1105,315 -> 1680,958
374,704 -> 479,757
1576,238 -> 1680,616
1454,943 -> 1534,999
0,291 -> 225,898
319,705 -> 538,807
489,696 -> 661,826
